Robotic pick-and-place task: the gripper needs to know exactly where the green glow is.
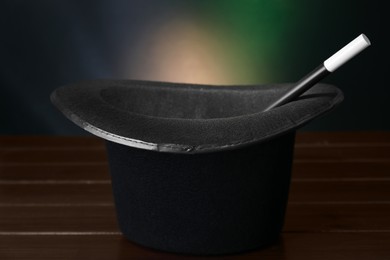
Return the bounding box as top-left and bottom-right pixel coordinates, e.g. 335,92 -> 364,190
123,1 -> 355,85
182,0 -> 303,83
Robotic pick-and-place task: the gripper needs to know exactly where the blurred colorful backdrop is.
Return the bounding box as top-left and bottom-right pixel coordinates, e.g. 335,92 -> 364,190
0,0 -> 386,134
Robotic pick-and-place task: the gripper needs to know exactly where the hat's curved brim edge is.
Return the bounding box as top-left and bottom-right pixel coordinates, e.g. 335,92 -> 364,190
51,81 -> 344,154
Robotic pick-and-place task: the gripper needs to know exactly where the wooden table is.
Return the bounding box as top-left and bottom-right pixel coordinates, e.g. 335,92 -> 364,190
1,132 -> 389,259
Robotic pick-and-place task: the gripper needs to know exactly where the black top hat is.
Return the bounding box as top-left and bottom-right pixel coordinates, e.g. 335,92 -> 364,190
51,80 -> 343,255
51,79 -> 343,153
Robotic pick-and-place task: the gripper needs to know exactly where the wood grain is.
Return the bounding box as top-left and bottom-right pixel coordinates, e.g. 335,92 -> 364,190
1,132 -> 390,259
1,233 -> 390,260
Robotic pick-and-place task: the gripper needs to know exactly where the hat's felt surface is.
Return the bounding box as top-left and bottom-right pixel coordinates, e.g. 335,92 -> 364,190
51,80 -> 343,254
51,80 -> 343,153
105,132 -> 296,255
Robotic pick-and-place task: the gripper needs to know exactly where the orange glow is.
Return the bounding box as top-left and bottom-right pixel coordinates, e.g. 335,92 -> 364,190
122,17 -> 236,84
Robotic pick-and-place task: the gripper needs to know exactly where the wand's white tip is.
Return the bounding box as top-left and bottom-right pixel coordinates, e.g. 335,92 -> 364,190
324,33 -> 371,72
360,33 -> 371,46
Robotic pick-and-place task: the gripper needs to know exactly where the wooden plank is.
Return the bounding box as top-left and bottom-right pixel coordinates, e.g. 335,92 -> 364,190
0,149 -> 107,164
1,132 -> 390,164
289,180 -> 390,202
0,203 -> 389,233
1,160 -> 389,182
279,233 -> 390,260
284,204 -> 390,232
292,161 -> 390,178
2,142 -> 390,161
0,205 -> 117,232
293,146 -> 390,161
1,160 -> 389,181
0,164 -> 110,181
0,184 -> 114,204
0,233 -> 389,260
1,180 -> 389,204
1,145 -> 389,164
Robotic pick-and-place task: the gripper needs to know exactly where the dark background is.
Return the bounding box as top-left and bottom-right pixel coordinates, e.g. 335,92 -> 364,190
1,0 -> 387,135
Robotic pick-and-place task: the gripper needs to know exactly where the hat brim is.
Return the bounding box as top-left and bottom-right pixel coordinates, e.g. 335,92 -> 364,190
51,80 -> 343,153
